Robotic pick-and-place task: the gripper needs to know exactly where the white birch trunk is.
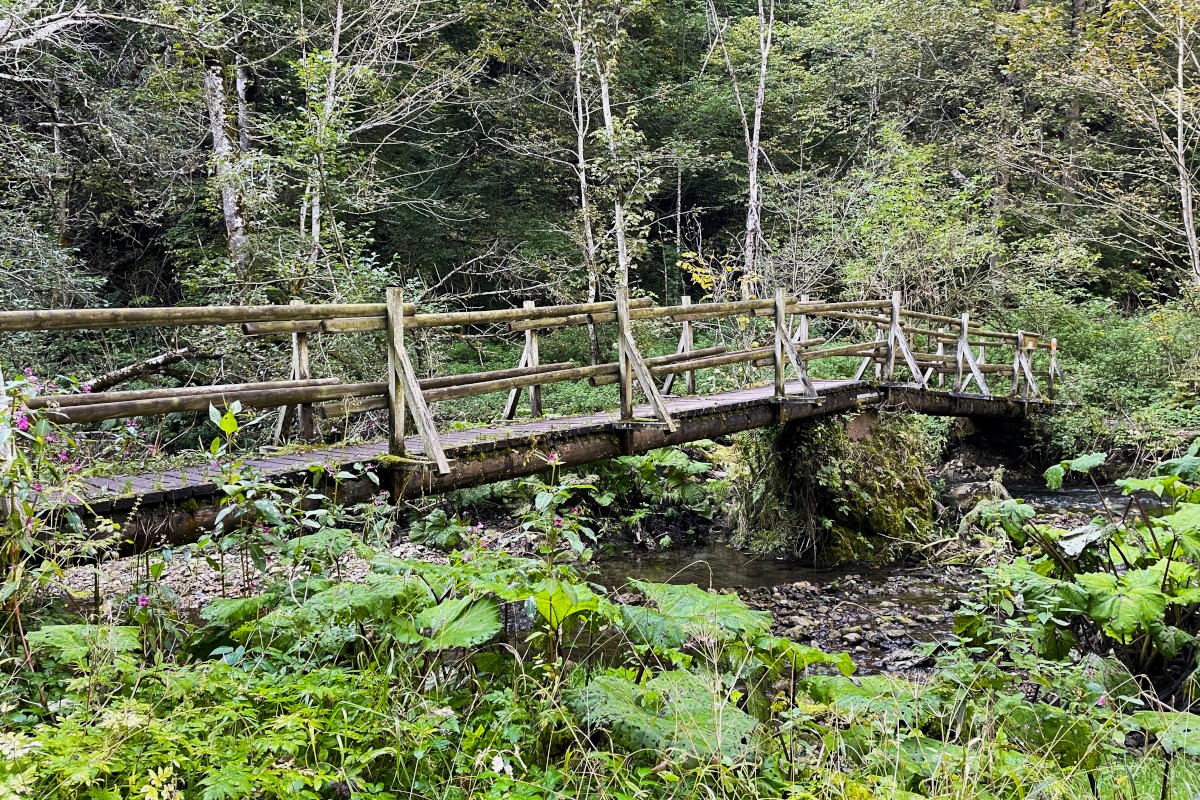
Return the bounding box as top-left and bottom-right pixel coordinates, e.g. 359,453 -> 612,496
203,65 -> 251,272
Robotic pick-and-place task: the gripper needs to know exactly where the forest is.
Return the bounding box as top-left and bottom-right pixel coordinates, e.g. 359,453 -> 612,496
2,0 -> 1200,798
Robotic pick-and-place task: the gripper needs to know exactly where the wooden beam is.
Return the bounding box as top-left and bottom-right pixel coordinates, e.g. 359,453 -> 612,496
387,288 -> 449,473
40,381 -> 387,425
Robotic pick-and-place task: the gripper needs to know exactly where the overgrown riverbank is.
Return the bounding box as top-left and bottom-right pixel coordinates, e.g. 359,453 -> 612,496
6,401 -> 1200,798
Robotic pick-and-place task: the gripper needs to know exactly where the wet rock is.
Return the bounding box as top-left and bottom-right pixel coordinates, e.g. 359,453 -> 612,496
841,631 -> 863,645
945,480 -> 1010,514
882,649 -> 935,670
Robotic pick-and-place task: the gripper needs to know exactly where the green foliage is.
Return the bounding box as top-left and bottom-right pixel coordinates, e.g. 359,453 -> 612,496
960,445 -> 1200,690
570,669 -> 759,763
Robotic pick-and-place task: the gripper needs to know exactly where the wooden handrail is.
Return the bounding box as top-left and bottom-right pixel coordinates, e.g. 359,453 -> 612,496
8,289 -> 1061,447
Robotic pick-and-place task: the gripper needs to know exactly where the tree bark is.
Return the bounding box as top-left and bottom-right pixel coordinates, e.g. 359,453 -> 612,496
202,64 -> 251,274
569,21 -> 602,364
1173,10 -> 1200,285
83,347 -> 220,392
596,55 -> 631,292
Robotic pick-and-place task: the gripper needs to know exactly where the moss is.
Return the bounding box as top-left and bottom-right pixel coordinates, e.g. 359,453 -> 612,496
178,498 -> 200,513
374,454 -> 411,469
729,413 -> 943,566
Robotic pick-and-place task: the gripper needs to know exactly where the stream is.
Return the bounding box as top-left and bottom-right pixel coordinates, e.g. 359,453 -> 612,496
591,481 -> 1105,674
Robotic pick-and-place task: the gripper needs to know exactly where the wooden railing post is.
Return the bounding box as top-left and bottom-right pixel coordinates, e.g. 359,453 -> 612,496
504,301 -> 541,420
1011,332 -> 1024,397
526,301 -> 541,417
935,328 -> 946,389
661,295 -> 694,395
774,288 -> 786,398
386,288 -> 450,472
273,297 -> 315,443
616,285 -> 634,421
884,292 -> 899,382
293,298 -> 314,440
1011,331 -> 1040,399
797,293 -> 810,345
682,296 -> 695,395
386,289 -> 408,456
954,314 -> 967,392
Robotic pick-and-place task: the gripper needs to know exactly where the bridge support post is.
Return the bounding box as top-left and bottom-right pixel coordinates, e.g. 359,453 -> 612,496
774,289 -> 786,397
387,288 -> 451,473
661,296 -> 694,395
617,285 -> 634,420
503,301 -> 541,419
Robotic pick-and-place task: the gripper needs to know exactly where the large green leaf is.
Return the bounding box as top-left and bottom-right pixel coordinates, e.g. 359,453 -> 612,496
414,596 -> 501,651
1044,452 -> 1107,489
1077,569 -> 1168,642
27,625 -> 141,665
618,604 -> 687,649
534,578 -> 604,631
629,580 -> 772,642
1129,711 -> 1200,756
1161,503 -> 1200,535
1116,476 -> 1182,498
570,669 -> 758,761
755,634 -> 855,676
800,675 -> 932,727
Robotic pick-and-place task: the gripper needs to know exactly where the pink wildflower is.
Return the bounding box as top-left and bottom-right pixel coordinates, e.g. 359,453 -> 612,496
1097,694 -> 1107,708
137,595 -> 149,608
571,506 -> 580,515
553,516 -> 563,529
545,451 -> 560,465
31,483 -> 42,492
16,416 -> 29,432
59,449 -> 69,461
480,540 -> 490,550
82,385 -> 92,393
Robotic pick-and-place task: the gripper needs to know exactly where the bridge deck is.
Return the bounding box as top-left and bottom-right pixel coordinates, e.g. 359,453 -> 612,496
72,379 -> 1030,515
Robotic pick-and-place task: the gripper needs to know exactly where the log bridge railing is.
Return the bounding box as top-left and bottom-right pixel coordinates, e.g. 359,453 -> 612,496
0,290 -> 1061,476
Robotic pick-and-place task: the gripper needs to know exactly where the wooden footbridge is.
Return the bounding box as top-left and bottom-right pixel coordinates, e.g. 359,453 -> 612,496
1,289 -> 1059,530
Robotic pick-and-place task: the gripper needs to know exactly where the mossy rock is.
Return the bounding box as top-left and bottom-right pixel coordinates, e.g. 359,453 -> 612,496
729,413 -> 942,565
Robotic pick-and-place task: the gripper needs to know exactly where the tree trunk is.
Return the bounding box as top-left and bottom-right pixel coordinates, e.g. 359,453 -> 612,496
596,58 -> 631,291
570,26 -> 602,364
235,54 -> 253,153
1061,0 -> 1088,213
743,0 -> 774,300
1173,11 -> 1200,285
202,64 -> 251,274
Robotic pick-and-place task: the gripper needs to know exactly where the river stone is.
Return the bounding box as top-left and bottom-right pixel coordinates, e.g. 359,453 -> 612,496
841,631 -> 863,644
945,479 -> 1011,514
884,628 -> 909,639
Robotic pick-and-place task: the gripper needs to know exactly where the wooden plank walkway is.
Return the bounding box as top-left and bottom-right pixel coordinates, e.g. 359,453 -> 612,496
71,378 -> 1033,514
71,380 -> 846,510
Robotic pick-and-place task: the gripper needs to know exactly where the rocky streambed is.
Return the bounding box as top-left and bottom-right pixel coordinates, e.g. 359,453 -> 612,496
596,541 -> 976,674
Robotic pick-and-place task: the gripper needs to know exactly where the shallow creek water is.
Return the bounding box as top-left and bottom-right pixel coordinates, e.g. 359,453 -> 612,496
589,482 -> 1104,674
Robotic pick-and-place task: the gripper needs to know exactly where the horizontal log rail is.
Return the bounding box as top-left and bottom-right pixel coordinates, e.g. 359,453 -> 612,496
6,289 -> 1062,473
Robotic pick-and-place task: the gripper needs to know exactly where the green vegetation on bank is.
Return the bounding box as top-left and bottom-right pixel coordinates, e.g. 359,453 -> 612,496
4,402 -> 1200,798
